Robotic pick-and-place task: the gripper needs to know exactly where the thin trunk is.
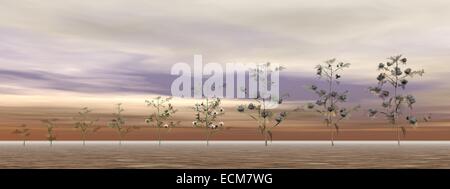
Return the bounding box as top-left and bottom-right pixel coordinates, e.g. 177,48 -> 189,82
205,129 -> 210,146
394,61 -> 400,146
263,119 -> 268,146
82,133 -> 86,146
157,101 -> 162,146
329,68 -> 335,146
263,99 -> 268,147
258,66 -> 269,147
326,120 -> 334,146
22,139 -> 26,147
206,132 -> 210,146
119,133 -> 123,146
330,124 -> 335,146
205,98 -> 210,146
264,133 -> 268,146
158,127 -> 162,146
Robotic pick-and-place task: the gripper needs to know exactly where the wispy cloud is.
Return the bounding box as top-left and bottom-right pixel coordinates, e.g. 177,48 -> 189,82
0,0 -> 448,102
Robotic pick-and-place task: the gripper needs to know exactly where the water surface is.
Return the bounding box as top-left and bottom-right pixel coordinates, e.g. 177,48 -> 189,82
1,141 -> 449,169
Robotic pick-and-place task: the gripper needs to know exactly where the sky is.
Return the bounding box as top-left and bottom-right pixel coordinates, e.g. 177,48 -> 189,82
0,0 -> 449,108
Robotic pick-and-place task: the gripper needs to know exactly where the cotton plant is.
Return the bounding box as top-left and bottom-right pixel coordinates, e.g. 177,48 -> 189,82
368,55 -> 425,145
304,59 -> 360,146
237,62 -> 296,146
42,119 -> 58,146
192,97 -> 225,146
145,96 -> 179,146
74,107 -> 100,146
237,98 -> 292,146
108,103 -> 139,145
12,124 -> 31,146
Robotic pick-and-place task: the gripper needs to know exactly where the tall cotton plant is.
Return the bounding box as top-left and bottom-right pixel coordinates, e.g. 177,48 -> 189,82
368,55 -> 425,145
108,103 -> 139,145
192,97 -> 225,146
145,96 -> 179,146
237,63 -> 296,146
305,59 -> 359,146
42,119 -> 57,146
74,107 -> 100,146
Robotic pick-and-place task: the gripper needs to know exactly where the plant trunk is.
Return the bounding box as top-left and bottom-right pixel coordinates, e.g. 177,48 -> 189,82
327,121 -> 334,147
23,140 -> 26,147
394,61 -> 400,146
205,98 -> 210,147
119,133 -> 123,146
264,132 -> 268,147
157,104 -> 162,146
206,132 -> 210,146
328,68 -> 335,147
331,127 -> 335,146
263,111 -> 268,147
82,133 -> 86,146
158,127 -> 162,146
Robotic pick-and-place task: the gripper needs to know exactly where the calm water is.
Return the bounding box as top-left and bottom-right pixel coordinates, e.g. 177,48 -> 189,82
1,141 -> 450,169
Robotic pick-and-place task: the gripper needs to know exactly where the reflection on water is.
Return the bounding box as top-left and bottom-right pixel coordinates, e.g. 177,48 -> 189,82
1,141 -> 450,169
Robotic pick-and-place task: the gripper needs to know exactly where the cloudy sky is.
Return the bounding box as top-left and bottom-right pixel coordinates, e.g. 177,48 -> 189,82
0,0 -> 449,107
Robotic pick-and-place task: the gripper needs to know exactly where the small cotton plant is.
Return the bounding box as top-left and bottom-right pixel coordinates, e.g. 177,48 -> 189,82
305,59 -> 360,146
237,99 -> 291,146
74,107 -> 100,146
192,97 -> 225,146
237,62 -> 295,146
108,103 -> 139,145
145,96 -> 179,146
42,119 -> 57,146
12,124 -> 31,146
368,55 -> 425,145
